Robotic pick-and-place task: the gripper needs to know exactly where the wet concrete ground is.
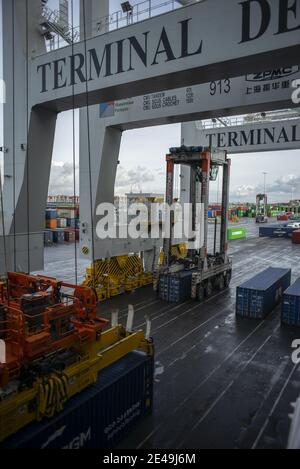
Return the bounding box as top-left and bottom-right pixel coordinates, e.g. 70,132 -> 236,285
102,237 -> 300,449
37,219 -> 300,449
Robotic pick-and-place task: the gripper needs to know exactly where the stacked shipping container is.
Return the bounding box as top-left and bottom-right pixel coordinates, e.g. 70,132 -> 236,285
159,270 -> 194,302
44,206 -> 80,245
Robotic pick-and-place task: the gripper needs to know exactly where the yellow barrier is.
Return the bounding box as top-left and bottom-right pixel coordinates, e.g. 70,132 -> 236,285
83,255 -> 153,300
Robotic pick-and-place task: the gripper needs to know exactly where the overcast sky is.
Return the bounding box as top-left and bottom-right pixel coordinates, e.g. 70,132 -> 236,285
1,0 -> 300,204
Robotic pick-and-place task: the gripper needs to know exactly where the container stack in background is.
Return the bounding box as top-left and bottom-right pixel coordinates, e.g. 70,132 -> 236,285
45,209 -> 57,229
44,196 -> 80,246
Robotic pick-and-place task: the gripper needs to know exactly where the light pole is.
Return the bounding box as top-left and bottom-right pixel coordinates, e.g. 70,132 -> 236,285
291,186 -> 295,213
263,172 -> 267,216
263,172 -> 267,195
291,186 -> 294,202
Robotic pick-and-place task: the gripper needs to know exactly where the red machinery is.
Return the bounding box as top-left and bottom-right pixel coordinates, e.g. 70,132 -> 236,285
0,272 -> 108,387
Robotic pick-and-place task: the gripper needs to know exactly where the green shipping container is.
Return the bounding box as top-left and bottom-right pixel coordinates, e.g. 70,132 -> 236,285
227,227 -> 247,240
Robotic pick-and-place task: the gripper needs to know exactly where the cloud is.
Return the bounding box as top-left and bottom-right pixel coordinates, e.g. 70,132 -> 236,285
48,162 -> 161,196
115,165 -> 156,192
48,161 -> 79,195
266,174 -> 300,195
230,174 -> 300,201
233,185 -> 256,197
48,160 -> 300,202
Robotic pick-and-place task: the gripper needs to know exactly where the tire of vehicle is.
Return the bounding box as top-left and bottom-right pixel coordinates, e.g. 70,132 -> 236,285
197,284 -> 205,302
224,271 -> 232,288
205,280 -> 213,298
219,275 -> 225,291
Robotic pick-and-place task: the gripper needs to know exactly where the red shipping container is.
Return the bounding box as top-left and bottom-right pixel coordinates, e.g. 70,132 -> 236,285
292,229 -> 300,244
64,229 -> 76,243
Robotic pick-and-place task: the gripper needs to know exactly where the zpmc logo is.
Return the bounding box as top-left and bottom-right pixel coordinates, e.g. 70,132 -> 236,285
246,66 -> 300,82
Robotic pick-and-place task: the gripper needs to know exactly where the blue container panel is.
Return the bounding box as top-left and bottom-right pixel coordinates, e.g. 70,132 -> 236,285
282,295 -> 300,325
236,287 -> 250,317
2,351 -> 153,449
159,275 -> 169,301
45,210 -> 58,220
169,273 -> 192,302
250,290 -> 269,318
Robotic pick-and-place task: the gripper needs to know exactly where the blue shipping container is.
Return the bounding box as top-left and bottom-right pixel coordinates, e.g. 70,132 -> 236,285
2,350 -> 154,449
45,209 -> 58,220
282,278 -> 300,326
159,270 -> 193,302
259,225 -> 294,238
52,229 -> 65,243
236,267 -> 291,319
67,218 -> 77,228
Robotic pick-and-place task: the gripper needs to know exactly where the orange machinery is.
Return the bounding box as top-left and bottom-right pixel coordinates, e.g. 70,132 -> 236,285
0,272 -> 109,388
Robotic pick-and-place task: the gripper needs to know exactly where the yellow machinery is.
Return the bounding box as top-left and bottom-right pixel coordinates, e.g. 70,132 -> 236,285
159,243 -> 188,264
83,255 -> 153,301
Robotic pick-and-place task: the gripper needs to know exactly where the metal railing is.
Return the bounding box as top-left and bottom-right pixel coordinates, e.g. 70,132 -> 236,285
41,5 -> 80,50
200,117 -> 246,129
96,0 -> 180,34
199,109 -> 300,129
40,0 -> 192,51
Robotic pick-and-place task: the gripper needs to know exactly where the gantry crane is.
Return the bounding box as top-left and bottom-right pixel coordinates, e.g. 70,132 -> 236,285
256,193 -> 268,223
154,146 -> 232,302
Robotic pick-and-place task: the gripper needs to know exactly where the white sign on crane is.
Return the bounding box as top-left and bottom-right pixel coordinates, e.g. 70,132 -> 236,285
98,66 -> 300,129
192,119 -> 300,153
31,0 -> 300,110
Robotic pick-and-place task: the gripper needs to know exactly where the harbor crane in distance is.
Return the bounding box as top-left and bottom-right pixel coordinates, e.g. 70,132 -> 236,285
256,193 -> 268,224
154,146 -> 232,303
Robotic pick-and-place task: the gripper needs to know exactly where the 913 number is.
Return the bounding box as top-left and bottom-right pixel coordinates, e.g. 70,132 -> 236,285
210,79 -> 231,95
